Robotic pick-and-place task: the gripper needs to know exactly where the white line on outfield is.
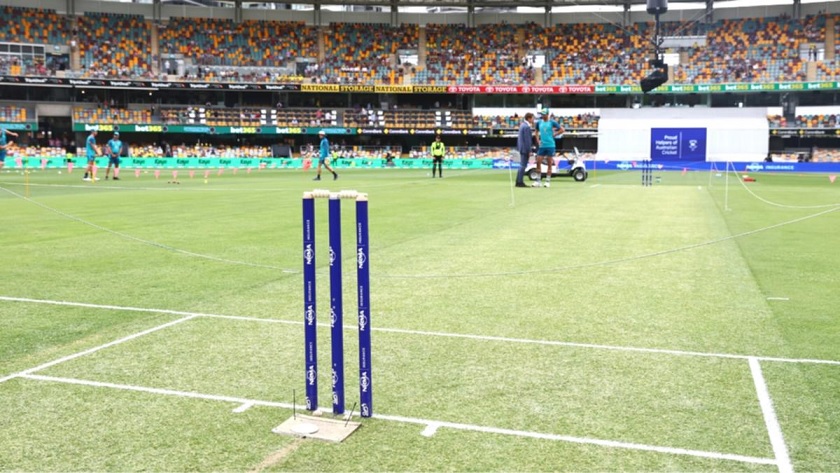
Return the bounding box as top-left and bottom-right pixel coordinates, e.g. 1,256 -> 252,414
2,296 -> 840,367
766,297 -> 790,301
21,373 -> 777,467
749,358 -> 794,473
233,402 -> 254,413
0,314 -> 196,384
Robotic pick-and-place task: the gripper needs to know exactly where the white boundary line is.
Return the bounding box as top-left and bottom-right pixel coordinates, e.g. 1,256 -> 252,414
2,296 -> 839,367
0,314 -> 196,384
749,358 -> 794,473
20,373 -> 777,467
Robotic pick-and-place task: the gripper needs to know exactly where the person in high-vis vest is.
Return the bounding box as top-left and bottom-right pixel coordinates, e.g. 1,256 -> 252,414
430,135 -> 445,178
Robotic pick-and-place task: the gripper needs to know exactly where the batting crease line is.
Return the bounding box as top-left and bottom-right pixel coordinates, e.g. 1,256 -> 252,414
0,314 -> 197,384
2,296 -> 839,368
19,373 -> 777,467
749,358 -> 794,473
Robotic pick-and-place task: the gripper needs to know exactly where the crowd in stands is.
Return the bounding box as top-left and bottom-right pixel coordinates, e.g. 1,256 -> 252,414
0,105 -> 29,122
159,18 -> 318,68
537,22 -> 651,86
157,107 -> 338,127
0,6 -> 837,87
675,16 -> 816,83
0,142 -> 834,163
4,146 -> 67,159
421,23 -> 526,85
473,113 -> 598,129
768,114 -> 839,128
409,146 -> 515,159
77,13 -> 151,79
74,107 -> 152,124
318,23 -> 418,84
71,104 -> 607,131
812,147 -> 840,162
0,6 -> 70,46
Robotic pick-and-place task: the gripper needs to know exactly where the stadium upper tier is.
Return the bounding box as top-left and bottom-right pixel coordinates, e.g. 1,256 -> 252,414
1,7 -> 837,86
159,18 -> 318,68
77,13 -> 151,79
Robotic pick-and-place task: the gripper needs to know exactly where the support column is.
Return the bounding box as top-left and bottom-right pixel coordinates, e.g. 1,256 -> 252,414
235,0 -> 242,24
544,2 -> 551,28
705,0 -> 714,24
153,0 -> 162,24
623,2 -> 631,28
390,0 -> 398,27
792,0 -> 801,20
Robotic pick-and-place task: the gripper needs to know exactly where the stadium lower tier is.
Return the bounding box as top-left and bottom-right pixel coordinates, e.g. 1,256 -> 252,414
4,157 -> 840,175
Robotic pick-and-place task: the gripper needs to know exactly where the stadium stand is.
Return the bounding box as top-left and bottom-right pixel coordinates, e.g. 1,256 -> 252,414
159,107 -> 338,127
158,18 -> 318,69
73,107 -> 152,124
319,23 -> 418,84
9,146 -> 67,158
538,22 -> 651,86
76,12 -> 152,78
768,114 -> 839,128
812,147 -> 840,162
676,17 -> 812,83
0,105 -> 28,122
473,113 -> 598,129
420,23 -> 527,85
0,6 -> 69,46
344,108 -> 472,128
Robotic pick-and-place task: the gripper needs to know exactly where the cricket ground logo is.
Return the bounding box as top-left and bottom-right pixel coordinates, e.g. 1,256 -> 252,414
360,372 -> 371,393
358,311 -> 368,331
305,305 -> 315,325
361,403 -> 370,417
330,306 -> 338,328
357,247 -> 367,269
304,244 -> 314,265
329,245 -> 336,265
307,365 -> 317,385
689,139 -> 698,152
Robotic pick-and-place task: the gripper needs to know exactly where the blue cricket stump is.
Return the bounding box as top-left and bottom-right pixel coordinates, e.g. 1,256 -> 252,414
329,194 -> 345,415
302,193 -> 318,411
301,190 -> 372,418
356,195 -> 373,418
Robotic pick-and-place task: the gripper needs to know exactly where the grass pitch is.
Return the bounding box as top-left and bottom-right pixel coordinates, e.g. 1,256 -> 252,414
0,165 -> 838,472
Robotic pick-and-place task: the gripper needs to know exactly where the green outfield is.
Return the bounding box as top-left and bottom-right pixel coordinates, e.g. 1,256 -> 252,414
0,166 -> 838,472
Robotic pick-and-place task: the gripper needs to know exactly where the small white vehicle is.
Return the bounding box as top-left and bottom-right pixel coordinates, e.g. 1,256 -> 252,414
525,147 -> 588,182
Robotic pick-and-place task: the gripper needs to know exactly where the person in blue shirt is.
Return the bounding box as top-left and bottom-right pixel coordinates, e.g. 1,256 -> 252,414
533,108 -> 564,188
515,112 -> 535,188
83,130 -> 101,181
313,130 -> 338,181
104,131 -> 123,180
0,128 -> 20,173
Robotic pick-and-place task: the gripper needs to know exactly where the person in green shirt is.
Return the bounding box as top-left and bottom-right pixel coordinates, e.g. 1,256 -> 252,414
430,135 -> 445,178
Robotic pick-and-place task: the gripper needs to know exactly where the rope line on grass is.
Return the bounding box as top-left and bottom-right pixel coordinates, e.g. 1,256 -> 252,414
0,186 -> 296,273
379,206 -> 840,279
725,162 -> 840,209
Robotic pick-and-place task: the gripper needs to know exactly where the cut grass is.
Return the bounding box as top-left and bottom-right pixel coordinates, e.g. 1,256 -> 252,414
0,167 -> 838,471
